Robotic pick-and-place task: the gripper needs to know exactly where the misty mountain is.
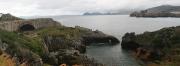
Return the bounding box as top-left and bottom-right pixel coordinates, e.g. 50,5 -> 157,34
130,5 -> 180,17
146,5 -> 180,13
83,10 -> 134,15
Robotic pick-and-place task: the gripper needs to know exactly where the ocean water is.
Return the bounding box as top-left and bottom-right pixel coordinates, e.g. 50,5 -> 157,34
52,15 -> 180,66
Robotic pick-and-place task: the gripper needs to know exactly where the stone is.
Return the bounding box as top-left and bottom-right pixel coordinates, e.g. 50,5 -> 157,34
0,13 -> 61,32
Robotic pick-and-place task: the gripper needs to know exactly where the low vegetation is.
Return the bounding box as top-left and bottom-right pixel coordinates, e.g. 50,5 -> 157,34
122,26 -> 180,66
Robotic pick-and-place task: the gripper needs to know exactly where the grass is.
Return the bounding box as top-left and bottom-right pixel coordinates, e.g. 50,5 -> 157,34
37,26 -> 82,40
0,29 -> 44,56
0,54 -> 15,66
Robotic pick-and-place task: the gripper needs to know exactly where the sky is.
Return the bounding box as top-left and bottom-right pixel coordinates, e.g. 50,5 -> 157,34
0,0 -> 180,16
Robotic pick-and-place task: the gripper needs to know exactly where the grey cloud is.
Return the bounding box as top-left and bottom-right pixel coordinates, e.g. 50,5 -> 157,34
0,0 -> 179,16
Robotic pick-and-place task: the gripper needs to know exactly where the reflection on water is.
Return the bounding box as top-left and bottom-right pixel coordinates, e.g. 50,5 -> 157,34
52,15 -> 180,66
86,44 -> 140,66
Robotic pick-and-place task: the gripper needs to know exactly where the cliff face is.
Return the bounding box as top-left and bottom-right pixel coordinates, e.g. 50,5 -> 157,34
130,5 -> 180,17
121,26 -> 180,66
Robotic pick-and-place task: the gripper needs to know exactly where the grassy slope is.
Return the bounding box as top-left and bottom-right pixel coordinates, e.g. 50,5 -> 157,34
0,26 -> 90,66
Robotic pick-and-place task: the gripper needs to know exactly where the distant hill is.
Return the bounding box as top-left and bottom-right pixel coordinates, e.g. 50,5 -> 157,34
84,12 -> 107,15
130,5 -> 180,17
83,12 -> 125,15
146,5 -> 180,13
83,10 -> 132,15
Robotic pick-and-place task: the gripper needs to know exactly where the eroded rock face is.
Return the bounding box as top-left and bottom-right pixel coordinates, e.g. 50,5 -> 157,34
121,32 -> 166,60
121,32 -> 140,50
121,26 -> 180,65
43,36 -> 86,53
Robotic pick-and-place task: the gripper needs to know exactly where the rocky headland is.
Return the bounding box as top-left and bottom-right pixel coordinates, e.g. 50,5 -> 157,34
130,5 -> 180,17
121,26 -> 180,66
0,13 -> 120,66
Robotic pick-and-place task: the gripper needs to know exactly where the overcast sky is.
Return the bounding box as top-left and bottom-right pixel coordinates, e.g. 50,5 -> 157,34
0,0 -> 180,16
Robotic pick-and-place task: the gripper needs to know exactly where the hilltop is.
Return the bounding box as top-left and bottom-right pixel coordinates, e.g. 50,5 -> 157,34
0,13 -> 22,21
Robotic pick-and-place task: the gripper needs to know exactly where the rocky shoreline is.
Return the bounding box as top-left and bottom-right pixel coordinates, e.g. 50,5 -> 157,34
0,13 -> 120,66
121,26 -> 180,66
130,11 -> 180,17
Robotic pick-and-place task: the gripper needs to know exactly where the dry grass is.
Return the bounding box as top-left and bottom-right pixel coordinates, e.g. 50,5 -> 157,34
0,53 -> 15,66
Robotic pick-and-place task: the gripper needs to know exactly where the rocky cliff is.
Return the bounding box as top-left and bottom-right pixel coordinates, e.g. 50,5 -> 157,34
0,13 -> 119,66
121,26 -> 180,66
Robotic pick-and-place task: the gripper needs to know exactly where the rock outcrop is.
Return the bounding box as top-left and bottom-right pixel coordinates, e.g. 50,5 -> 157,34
121,26 -> 180,66
121,32 -> 140,50
75,26 -> 120,45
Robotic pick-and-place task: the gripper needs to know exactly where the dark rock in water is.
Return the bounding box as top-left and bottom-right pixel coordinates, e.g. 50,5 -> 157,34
83,36 -> 120,45
121,32 -> 140,50
121,41 -> 140,50
80,29 -> 120,45
76,45 -> 86,53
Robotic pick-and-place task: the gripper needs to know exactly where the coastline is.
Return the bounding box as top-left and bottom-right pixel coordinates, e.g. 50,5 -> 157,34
0,13 -> 120,66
